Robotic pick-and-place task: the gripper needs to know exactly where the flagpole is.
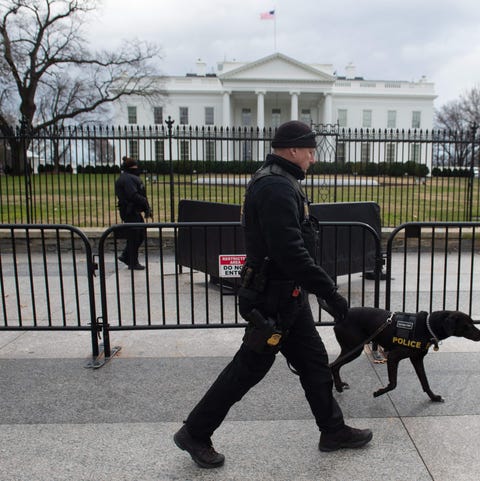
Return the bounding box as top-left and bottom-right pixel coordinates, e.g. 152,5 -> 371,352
274,13 -> 277,51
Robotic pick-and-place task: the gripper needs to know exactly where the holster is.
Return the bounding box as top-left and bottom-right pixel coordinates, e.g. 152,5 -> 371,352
242,308 -> 284,354
239,274 -> 302,354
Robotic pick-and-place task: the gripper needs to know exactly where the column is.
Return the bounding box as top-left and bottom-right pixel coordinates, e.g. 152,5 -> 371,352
256,91 -> 265,129
222,91 -> 231,127
290,92 -> 299,120
323,92 -> 333,125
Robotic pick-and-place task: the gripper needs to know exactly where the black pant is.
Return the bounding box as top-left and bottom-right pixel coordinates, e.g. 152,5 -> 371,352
185,293 -> 345,440
121,212 -> 145,267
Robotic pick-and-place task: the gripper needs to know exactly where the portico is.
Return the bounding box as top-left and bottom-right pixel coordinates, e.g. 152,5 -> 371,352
218,53 -> 336,128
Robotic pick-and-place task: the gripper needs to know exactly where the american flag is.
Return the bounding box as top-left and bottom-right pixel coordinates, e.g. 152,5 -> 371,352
260,10 -> 275,20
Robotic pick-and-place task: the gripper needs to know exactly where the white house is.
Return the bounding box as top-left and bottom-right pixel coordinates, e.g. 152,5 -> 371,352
112,53 -> 436,165
114,52 -> 436,131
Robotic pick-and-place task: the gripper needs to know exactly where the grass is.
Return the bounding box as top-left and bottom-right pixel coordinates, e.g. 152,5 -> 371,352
1,173 -> 479,228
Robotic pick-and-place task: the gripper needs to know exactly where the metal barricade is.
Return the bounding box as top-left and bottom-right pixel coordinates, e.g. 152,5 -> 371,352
97,221 -> 383,358
0,224 -> 100,360
385,222 -> 480,321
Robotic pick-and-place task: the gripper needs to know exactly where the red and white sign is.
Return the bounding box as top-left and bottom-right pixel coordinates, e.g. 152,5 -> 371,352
218,254 -> 246,278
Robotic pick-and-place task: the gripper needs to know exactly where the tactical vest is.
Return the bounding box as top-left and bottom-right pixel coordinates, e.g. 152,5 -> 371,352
241,163 -> 320,261
391,312 -> 431,350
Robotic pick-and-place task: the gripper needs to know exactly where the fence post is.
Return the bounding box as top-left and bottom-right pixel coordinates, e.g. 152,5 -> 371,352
20,117 -> 33,223
466,122 -> 478,221
166,116 -> 175,222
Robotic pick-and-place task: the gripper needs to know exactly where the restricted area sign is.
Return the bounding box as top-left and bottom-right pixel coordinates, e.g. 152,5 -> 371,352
218,254 -> 246,278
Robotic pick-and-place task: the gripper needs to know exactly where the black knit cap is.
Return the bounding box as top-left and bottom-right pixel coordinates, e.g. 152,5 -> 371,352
271,120 -> 317,148
122,156 -> 138,170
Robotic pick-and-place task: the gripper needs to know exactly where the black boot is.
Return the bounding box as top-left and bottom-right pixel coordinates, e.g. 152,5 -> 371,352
118,254 -> 128,266
319,425 -> 373,452
128,262 -> 145,270
173,425 -> 225,469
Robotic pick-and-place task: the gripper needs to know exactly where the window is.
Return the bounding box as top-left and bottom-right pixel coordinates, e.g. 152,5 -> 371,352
180,140 -> 190,161
205,107 -> 214,125
361,142 -> 371,163
362,110 -> 372,128
241,108 -> 252,126
155,140 -> 164,161
412,111 -> 421,129
272,108 -> 281,128
385,143 -> 396,163
387,110 -> 397,129
409,143 -> 421,162
242,141 -> 253,161
300,109 -> 311,125
153,107 -> 163,125
128,140 -> 139,160
337,142 -> 346,164
338,109 -> 347,128
127,106 -> 137,124
179,107 -> 189,125
205,140 -> 216,161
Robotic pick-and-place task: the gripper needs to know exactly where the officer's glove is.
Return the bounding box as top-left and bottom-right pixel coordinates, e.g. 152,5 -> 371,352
145,208 -> 153,219
318,289 -> 348,322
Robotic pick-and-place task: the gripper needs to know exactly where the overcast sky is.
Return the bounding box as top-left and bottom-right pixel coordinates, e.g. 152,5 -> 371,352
87,0 -> 480,107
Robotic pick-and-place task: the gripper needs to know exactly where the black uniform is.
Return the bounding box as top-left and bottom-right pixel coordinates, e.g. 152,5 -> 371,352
184,153 -> 346,441
114,167 -> 151,267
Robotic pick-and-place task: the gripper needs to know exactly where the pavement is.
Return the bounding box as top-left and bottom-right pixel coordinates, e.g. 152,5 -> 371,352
2,246 -> 480,480
2,325 -> 480,480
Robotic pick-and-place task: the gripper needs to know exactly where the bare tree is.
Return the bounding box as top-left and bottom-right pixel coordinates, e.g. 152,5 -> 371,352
435,86 -> 480,167
0,0 -> 162,173
89,136 -> 115,166
436,86 -> 480,129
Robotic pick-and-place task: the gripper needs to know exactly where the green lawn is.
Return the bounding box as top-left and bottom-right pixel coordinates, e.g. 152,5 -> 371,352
1,173 -> 479,228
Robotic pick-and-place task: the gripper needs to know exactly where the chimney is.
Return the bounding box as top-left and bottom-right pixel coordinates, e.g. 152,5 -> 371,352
345,62 -> 356,80
196,59 -> 207,76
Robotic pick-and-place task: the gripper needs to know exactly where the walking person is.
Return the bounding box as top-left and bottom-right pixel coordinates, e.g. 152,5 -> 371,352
173,121 -> 372,468
115,156 -> 152,270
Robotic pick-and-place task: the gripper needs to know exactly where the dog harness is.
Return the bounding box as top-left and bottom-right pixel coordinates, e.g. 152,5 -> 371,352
391,311 -> 439,351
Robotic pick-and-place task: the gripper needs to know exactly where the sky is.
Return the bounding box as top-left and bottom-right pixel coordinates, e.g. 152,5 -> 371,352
86,0 -> 480,108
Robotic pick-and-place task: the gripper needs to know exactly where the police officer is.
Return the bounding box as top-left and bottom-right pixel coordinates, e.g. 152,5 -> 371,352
174,121 -> 372,468
114,156 -> 152,270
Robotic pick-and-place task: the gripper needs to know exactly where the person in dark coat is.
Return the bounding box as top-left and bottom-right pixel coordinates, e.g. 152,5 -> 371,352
173,121 -> 372,468
114,156 -> 152,270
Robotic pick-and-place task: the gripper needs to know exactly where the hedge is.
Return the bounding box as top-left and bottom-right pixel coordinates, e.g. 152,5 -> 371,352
34,160 -> 437,178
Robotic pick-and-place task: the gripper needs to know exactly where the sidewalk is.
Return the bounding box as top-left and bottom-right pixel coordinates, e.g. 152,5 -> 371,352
1,233 -> 480,480
1,322 -> 480,480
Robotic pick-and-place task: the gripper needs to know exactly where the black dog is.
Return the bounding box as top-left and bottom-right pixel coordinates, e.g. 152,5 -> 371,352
330,307 -> 480,402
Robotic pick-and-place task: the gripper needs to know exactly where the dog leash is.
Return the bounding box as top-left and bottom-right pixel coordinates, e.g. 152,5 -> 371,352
286,311 -> 396,376
426,314 -> 440,351
328,311 -> 396,369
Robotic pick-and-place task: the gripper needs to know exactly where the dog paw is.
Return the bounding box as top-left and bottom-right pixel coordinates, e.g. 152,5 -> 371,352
334,382 -> 350,393
430,395 -> 444,403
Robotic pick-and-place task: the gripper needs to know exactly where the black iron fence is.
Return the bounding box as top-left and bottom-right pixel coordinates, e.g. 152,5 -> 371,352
0,121 -> 479,228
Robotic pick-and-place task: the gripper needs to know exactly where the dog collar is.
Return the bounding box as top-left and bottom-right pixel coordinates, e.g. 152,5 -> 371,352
426,314 -> 440,351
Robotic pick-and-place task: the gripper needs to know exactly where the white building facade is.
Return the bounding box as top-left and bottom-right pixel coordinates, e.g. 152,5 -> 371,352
114,52 -> 436,131
112,53 -> 436,165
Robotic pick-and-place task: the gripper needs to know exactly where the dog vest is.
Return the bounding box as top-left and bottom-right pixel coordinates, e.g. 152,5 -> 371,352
391,311 -> 431,350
